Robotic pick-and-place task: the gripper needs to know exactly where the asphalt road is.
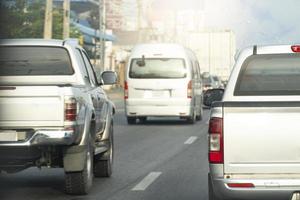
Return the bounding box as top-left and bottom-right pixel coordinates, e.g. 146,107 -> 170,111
0,94 -> 211,200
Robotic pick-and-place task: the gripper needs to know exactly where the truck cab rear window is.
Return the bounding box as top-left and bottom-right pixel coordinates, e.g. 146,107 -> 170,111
0,46 -> 73,76
129,58 -> 186,79
235,54 -> 300,95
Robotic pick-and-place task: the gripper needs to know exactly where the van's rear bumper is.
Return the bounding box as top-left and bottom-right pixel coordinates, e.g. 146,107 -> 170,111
125,99 -> 192,117
211,175 -> 300,200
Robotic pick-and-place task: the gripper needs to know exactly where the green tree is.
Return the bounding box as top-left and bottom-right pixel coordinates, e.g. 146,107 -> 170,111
0,0 -> 81,39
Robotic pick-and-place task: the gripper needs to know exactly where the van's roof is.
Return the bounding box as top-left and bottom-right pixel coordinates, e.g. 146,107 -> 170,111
130,43 -> 187,58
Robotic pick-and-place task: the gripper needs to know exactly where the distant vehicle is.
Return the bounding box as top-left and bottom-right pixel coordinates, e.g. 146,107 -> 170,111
206,44 -> 300,200
124,43 -> 203,124
212,75 -> 224,89
202,73 -> 222,92
202,75 -> 215,92
0,39 -> 117,195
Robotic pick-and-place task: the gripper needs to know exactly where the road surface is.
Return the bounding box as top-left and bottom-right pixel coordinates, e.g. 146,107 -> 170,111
0,91 -> 210,200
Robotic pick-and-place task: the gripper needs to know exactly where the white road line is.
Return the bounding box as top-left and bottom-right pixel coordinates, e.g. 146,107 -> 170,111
184,136 -> 198,144
132,172 -> 162,191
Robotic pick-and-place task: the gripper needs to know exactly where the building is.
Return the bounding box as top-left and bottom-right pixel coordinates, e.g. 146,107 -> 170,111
184,29 -> 236,80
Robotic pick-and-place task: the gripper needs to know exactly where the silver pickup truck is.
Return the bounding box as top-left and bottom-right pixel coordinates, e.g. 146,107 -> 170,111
0,39 -> 117,195
206,44 -> 300,200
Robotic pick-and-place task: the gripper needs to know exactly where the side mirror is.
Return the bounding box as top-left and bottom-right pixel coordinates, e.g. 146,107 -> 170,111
203,89 -> 224,107
101,71 -> 117,85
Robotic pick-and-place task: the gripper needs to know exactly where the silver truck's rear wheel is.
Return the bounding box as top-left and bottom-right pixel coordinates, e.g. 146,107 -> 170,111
94,123 -> 113,177
65,144 -> 93,195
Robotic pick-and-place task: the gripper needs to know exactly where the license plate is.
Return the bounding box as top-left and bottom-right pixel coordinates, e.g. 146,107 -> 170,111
0,130 -> 18,142
144,90 -> 170,98
291,192 -> 300,200
152,90 -> 165,97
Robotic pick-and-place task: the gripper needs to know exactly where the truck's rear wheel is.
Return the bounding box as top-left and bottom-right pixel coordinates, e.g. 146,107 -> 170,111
94,123 -> 113,177
65,143 -> 93,195
127,116 -> 136,124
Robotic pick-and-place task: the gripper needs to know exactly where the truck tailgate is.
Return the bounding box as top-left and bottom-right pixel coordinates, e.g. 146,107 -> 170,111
0,86 -> 64,127
224,104 -> 300,174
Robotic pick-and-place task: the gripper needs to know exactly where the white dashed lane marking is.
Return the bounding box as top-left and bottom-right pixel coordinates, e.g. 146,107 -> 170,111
184,136 -> 198,144
131,172 -> 162,191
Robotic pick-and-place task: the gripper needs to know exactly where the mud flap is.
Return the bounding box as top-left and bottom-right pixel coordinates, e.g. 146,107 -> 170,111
63,145 -> 87,172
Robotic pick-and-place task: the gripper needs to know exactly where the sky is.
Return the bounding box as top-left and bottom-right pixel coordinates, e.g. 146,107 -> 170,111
203,0 -> 300,49
123,0 -> 300,49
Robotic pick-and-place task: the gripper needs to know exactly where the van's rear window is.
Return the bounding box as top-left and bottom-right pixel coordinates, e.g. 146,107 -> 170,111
129,58 -> 186,79
0,46 -> 73,76
234,54 -> 300,95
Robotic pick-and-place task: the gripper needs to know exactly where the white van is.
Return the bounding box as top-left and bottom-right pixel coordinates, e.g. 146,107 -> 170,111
124,43 -> 203,124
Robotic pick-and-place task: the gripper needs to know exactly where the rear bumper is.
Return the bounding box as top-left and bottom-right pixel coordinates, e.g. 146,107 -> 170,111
0,129 -> 75,146
211,175 -> 300,200
125,99 -> 192,117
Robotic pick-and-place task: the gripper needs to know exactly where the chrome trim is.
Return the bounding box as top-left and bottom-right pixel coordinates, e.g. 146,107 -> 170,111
0,130 -> 75,146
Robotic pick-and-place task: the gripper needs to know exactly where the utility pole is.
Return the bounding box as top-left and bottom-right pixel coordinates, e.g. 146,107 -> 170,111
99,0 -> 106,71
136,0 -> 142,42
63,0 -> 70,39
44,0 -> 53,39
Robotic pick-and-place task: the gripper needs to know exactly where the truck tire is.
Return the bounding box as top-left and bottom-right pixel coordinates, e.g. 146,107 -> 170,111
208,174 -> 222,200
127,116 -> 136,124
94,123 -> 113,177
65,142 -> 93,195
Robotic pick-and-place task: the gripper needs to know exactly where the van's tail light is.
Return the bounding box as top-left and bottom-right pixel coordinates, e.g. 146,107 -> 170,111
187,81 -> 192,98
124,81 -> 128,99
65,98 -> 78,121
209,117 -> 223,163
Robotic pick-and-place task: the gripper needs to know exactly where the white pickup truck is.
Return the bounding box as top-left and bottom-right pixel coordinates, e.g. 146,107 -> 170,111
0,39 -> 117,195
206,44 -> 300,200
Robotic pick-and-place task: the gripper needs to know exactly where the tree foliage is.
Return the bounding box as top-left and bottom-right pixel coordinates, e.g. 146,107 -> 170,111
0,0 -> 81,39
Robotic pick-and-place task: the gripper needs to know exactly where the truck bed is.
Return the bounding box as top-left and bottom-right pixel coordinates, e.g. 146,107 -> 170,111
223,101 -> 300,174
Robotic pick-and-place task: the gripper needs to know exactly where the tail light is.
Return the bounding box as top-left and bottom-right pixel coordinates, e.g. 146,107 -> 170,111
65,98 -> 78,121
187,81 -> 192,98
209,117 -> 223,163
227,183 -> 255,188
124,81 -> 128,99
291,45 -> 300,53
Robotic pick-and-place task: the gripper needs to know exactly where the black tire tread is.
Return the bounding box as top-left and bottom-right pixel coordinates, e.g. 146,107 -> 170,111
94,123 -> 113,178
94,159 -> 111,177
65,171 -> 88,195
